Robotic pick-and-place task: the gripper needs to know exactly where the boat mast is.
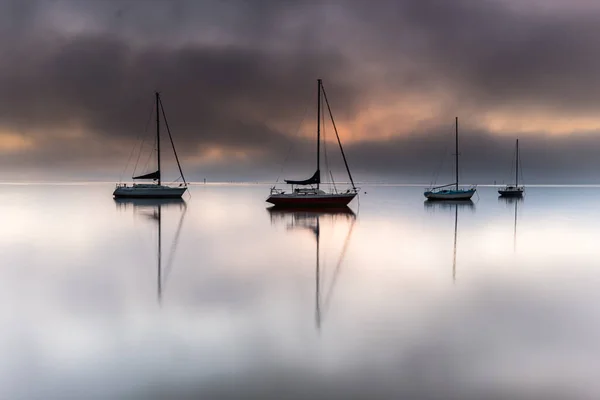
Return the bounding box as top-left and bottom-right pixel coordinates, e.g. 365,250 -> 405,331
156,92 -> 161,186
317,79 -> 321,191
515,139 -> 519,187
455,117 -> 459,191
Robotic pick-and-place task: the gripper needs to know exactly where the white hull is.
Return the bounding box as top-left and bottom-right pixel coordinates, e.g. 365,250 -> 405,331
113,185 -> 186,198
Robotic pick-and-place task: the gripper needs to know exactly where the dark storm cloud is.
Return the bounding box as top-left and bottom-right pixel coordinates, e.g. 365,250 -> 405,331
345,128 -> 600,184
0,0 -> 359,179
349,0 -> 600,113
0,33 -> 356,146
1,0 -> 600,181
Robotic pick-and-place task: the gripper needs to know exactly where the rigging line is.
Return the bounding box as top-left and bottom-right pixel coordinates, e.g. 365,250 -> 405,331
430,134 -> 450,187
121,138 -> 141,183
159,96 -> 187,186
518,145 -> 524,184
508,144 -> 516,184
141,135 -> 157,175
132,103 -> 156,178
330,171 -> 338,194
321,83 -> 356,190
119,100 -> 153,183
322,98 -> 331,186
322,215 -> 356,314
275,91 -> 313,183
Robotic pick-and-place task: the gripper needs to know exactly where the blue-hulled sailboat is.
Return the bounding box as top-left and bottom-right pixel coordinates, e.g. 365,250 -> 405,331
424,117 -> 476,201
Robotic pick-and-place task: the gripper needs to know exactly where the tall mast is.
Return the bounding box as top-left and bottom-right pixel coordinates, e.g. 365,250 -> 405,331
317,79 -> 321,190
515,139 -> 519,186
156,92 -> 161,186
455,117 -> 459,190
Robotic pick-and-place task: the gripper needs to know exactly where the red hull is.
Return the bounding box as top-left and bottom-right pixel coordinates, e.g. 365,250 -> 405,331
266,194 -> 356,208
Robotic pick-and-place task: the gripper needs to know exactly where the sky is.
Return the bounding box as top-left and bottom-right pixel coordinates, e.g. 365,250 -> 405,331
1,0 -> 600,183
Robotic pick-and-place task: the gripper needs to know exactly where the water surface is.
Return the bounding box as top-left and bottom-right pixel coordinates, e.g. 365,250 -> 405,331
1,184 -> 599,399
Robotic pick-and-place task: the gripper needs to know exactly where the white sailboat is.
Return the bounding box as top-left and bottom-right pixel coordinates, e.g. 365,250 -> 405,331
498,139 -> 524,197
424,117 -> 476,201
113,92 -> 188,199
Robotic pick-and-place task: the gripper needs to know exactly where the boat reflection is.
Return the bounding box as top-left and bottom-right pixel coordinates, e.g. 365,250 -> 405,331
424,199 -> 475,212
114,197 -> 186,210
267,206 -> 356,330
499,196 -> 522,252
424,200 -> 469,282
115,198 -> 187,302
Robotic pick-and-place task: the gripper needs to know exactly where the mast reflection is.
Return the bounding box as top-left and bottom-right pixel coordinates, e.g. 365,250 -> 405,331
424,200 -> 473,282
115,198 -> 187,303
499,196 -> 522,253
267,207 -> 356,331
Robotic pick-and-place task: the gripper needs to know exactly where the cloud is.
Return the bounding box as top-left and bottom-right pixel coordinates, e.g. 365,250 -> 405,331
1,0 -> 600,181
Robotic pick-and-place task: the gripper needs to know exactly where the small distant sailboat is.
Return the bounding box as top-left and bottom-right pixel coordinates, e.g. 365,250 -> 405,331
425,117 -> 476,200
266,79 -> 358,208
498,139 -> 524,197
113,92 -> 188,199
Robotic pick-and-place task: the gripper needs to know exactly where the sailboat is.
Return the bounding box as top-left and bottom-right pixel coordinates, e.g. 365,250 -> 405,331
266,79 -> 358,208
498,139 -> 524,197
113,92 -> 188,199
267,207 -> 356,330
424,117 -> 476,200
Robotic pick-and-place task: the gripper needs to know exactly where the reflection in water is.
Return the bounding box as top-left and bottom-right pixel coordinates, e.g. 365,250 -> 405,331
115,198 -> 187,302
453,205 -> 458,282
423,199 -> 475,211
268,207 -> 356,330
4,185 -> 600,398
499,196 -> 523,252
424,200 -> 473,282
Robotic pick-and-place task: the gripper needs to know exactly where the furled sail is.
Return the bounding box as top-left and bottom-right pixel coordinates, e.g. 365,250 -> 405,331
133,170 -> 160,180
285,169 -> 320,185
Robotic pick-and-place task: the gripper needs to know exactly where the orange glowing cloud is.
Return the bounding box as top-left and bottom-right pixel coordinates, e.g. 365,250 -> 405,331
477,109 -> 600,135
0,132 -> 35,152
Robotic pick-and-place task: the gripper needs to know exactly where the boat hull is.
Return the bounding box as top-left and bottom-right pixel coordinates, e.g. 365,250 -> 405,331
424,189 -> 476,201
113,185 -> 187,199
266,193 -> 356,208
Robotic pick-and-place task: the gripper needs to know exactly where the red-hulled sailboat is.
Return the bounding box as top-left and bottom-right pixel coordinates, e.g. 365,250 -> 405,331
266,79 -> 358,208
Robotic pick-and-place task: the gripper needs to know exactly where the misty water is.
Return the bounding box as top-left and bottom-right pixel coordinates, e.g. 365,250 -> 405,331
2,183 -> 600,399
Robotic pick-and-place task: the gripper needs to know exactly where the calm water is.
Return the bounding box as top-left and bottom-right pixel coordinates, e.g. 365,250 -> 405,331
1,184 -> 600,399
